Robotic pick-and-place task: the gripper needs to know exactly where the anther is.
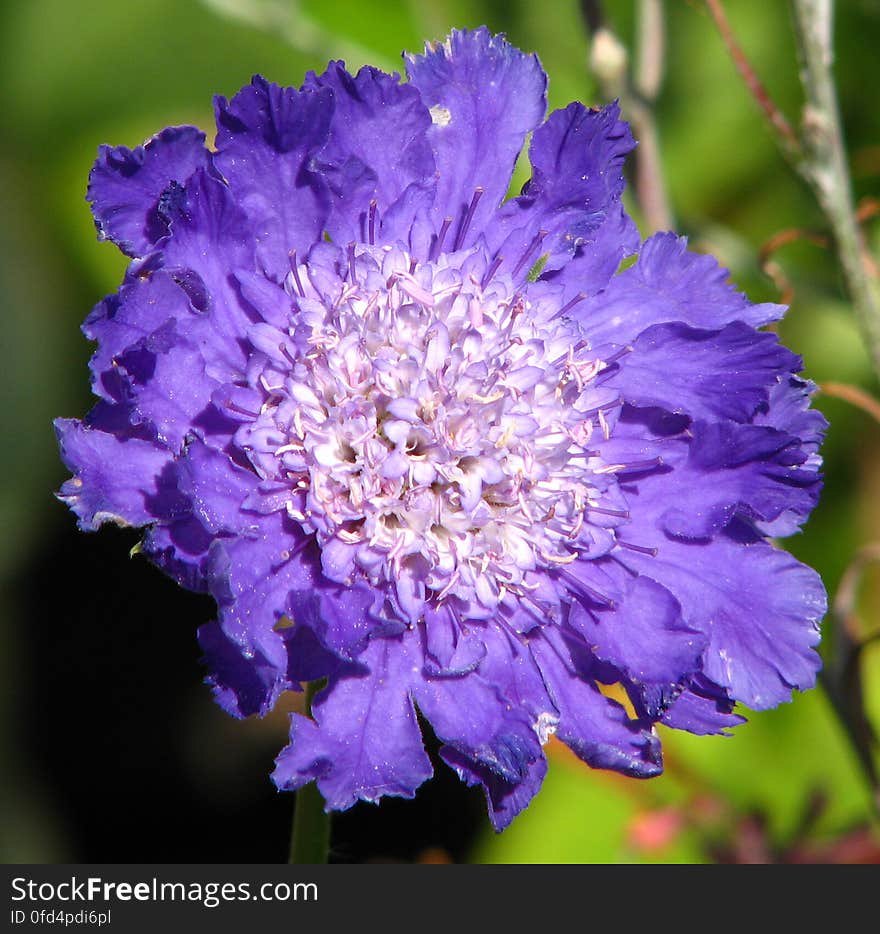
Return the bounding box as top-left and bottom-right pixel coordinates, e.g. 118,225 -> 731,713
551,339 -> 590,367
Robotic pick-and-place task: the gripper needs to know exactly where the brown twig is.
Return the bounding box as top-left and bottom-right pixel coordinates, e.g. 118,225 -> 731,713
819,382 -> 880,425
703,0 -> 801,158
631,0 -> 674,232
704,0 -> 880,379
758,227 -> 830,303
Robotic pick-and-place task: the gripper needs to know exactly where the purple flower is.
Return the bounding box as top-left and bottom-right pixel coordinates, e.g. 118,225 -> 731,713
56,28 -> 826,830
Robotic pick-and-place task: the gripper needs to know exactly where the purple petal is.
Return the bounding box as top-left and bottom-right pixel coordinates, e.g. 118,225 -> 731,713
272,632 -> 433,809
752,376 -> 826,536
233,270 -> 295,328
86,271 -> 227,450
155,170 -> 256,374
614,527 -> 825,709
757,374 -> 827,445
85,273 -> 187,392
613,321 -> 800,422
87,125 -> 210,257
141,515 -> 213,593
659,418 -> 823,539
605,401 -> 824,539
303,63 -> 435,245
201,509 -> 317,714
200,608 -> 350,720
413,657 -> 547,831
423,605 -> 487,676
582,233 -> 784,347
442,744 -> 547,832
213,77 -> 333,280
175,441 -> 260,535
55,414 -> 172,531
566,572 -> 706,684
405,27 -> 546,250
286,570 -> 383,660
528,202 -> 640,308
661,677 -> 746,735
198,619 -> 288,719
530,629 -> 663,777
491,102 -> 634,277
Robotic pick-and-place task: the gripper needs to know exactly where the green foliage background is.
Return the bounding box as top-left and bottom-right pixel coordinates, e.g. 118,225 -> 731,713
1,0 -> 878,862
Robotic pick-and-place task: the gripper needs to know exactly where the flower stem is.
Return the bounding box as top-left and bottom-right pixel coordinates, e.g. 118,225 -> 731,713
789,0 -> 880,379
631,0 -> 673,233
584,0 -> 673,232
288,681 -> 330,864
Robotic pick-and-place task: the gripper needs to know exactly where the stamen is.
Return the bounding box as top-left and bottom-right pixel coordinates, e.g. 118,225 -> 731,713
368,199 -> 377,246
288,250 -> 306,297
397,273 -> 436,306
222,399 -> 260,419
620,456 -> 663,474
616,539 -> 658,557
431,216 -> 453,261
453,187 -> 484,252
512,229 -> 548,278
595,456 -> 663,475
520,591 -> 554,623
251,243 -> 650,627
481,254 -> 504,290
551,339 -> 590,367
601,345 -> 634,367
579,398 -> 624,419
281,536 -> 312,564
585,505 -> 631,519
434,571 -> 461,603
557,568 -> 615,608
550,292 -> 587,321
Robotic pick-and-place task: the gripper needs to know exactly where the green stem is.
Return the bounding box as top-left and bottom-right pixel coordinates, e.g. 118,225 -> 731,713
288,681 -> 331,864
790,0 -> 880,378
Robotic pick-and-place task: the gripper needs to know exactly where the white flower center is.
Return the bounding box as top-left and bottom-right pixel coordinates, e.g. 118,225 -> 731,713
238,244 -> 623,624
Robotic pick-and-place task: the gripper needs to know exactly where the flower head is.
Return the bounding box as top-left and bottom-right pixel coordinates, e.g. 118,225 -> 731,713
57,28 -> 826,829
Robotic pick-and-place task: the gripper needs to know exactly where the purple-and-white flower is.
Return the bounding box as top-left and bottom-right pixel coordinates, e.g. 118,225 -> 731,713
56,28 -> 826,829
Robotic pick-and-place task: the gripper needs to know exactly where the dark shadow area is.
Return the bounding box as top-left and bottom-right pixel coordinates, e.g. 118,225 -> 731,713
15,516 -> 484,863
